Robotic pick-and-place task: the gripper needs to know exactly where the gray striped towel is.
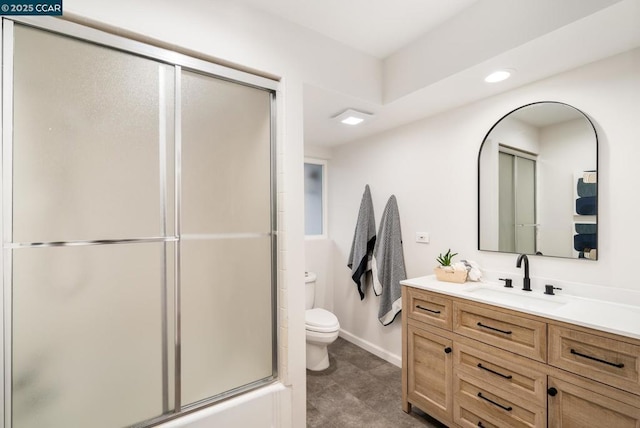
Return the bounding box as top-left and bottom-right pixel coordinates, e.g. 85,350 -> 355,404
372,195 -> 406,326
347,185 -> 376,300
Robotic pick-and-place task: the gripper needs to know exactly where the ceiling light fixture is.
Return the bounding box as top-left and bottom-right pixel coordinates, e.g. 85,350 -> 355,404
484,69 -> 514,83
332,108 -> 373,126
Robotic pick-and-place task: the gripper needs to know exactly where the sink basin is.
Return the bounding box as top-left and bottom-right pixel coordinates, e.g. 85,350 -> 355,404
465,287 -> 567,311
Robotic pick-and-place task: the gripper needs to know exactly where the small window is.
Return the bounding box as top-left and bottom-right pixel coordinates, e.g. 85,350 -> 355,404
304,159 -> 327,236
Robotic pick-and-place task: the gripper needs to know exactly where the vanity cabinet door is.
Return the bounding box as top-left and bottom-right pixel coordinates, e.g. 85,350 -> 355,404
406,323 -> 453,423
548,376 -> 640,428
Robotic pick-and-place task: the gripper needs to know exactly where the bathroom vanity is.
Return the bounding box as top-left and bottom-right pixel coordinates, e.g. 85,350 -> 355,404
400,276 -> 640,428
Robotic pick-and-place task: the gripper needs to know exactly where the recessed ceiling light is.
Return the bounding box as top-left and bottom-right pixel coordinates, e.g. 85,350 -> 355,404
332,108 -> 373,126
484,69 -> 514,83
341,116 -> 364,125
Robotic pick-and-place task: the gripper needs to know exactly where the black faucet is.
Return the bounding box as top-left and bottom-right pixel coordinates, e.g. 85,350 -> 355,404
516,254 -> 531,291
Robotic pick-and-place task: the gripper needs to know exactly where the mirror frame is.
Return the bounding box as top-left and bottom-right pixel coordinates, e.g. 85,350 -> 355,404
477,101 -> 599,259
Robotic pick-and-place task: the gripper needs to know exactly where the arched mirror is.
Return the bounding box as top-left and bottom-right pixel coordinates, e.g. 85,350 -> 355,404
478,102 -> 598,260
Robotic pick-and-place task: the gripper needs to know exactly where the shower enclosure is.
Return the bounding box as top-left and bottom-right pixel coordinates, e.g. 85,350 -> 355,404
1,17 -> 277,428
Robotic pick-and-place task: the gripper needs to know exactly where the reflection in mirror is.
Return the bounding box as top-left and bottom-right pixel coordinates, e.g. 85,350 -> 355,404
478,102 -> 598,260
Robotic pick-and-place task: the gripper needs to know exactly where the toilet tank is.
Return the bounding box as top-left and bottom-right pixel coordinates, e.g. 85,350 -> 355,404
305,272 -> 317,310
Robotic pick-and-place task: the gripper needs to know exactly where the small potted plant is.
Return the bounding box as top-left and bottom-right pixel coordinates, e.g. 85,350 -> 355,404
434,249 -> 468,283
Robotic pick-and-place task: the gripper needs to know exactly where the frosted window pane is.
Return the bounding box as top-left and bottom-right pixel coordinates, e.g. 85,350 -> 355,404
304,163 -> 324,235
12,243 -> 170,428
12,25 -> 174,243
181,238 -> 273,404
181,71 -> 272,234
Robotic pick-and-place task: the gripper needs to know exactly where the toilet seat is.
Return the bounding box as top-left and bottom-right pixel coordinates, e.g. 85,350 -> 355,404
305,308 -> 339,333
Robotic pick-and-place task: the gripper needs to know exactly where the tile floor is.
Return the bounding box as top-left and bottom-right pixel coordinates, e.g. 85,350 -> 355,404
306,337 -> 446,427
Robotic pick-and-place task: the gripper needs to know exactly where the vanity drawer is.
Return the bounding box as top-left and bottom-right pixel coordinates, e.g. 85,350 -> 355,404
454,371 -> 545,428
456,406 -> 500,428
453,302 -> 547,362
454,342 -> 546,405
405,286 -> 452,330
548,324 -> 640,395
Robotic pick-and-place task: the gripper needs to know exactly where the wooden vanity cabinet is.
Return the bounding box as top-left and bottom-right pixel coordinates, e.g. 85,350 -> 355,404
402,285 -> 640,428
402,286 -> 547,427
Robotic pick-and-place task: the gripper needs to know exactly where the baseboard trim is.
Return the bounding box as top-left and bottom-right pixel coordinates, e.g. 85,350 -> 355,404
338,329 -> 401,368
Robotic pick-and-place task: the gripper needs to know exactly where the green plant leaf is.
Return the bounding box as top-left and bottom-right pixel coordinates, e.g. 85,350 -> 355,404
436,249 -> 458,266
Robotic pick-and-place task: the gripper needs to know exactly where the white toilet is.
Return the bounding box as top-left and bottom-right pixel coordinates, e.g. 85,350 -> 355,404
305,272 -> 340,371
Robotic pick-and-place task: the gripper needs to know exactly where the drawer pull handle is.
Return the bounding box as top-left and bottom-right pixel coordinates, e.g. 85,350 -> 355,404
570,349 -> 625,368
476,322 -> 512,335
478,422 -> 485,428
477,392 -> 512,412
547,387 -> 558,397
444,347 -> 452,354
477,363 -> 513,379
416,305 -> 441,314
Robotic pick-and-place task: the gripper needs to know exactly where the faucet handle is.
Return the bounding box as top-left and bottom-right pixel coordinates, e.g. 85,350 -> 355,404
499,278 -> 513,288
544,284 -> 562,295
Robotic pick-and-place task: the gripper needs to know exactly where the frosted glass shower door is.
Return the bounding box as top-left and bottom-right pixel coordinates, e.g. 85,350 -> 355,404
5,17 -> 277,427
9,24 -> 176,427
180,70 -> 274,405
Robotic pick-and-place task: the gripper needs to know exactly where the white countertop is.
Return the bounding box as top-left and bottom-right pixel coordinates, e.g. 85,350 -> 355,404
401,275 -> 640,341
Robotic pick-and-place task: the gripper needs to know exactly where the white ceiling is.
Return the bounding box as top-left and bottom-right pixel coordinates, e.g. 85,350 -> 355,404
234,0 -> 478,58
238,0 -> 640,147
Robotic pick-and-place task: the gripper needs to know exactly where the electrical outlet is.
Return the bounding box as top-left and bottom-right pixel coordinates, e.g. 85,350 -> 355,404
415,232 -> 430,244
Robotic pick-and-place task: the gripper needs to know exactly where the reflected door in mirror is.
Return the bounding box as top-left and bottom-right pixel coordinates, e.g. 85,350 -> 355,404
498,151 -> 536,254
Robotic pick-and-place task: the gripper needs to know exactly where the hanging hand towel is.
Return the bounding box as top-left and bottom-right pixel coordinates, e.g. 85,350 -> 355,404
372,195 -> 406,326
347,185 -> 376,300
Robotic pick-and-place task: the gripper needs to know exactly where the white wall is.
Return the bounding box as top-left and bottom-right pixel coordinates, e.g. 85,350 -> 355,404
304,238 -> 334,311
328,48 -> 640,364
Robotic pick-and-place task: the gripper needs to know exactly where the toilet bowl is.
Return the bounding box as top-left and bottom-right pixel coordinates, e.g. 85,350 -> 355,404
305,308 -> 340,371
305,272 -> 340,371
